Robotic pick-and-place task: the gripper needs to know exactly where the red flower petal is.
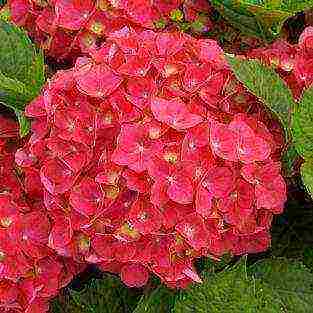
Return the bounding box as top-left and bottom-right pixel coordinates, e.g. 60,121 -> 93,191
255,176 -> 287,212
75,62 -> 123,98
122,169 -> 151,194
201,166 -> 235,197
9,0 -> 30,26
121,0 -> 160,28
120,263 -> 149,287
118,52 -> 152,77
156,32 -> 186,56
195,185 -> 213,218
70,178 -> 103,217
167,174 -> 193,205
151,97 -> 203,131
210,120 -> 237,161
112,123 -> 163,173
48,214 -> 73,251
175,213 -> 209,250
92,234 -> 116,261
229,118 -> 272,163
25,96 -> 46,117
55,0 -> 94,30
128,199 -> 162,235
40,158 -> 76,194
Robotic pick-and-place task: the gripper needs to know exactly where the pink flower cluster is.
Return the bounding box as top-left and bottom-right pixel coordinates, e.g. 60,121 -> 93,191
15,28 -> 287,290
248,26 -> 313,99
9,0 -> 212,61
0,116 -> 84,313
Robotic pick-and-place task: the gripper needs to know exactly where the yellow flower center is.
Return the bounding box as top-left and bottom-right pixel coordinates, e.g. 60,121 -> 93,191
164,152 -> 178,164
0,217 -> 12,228
105,185 -> 120,199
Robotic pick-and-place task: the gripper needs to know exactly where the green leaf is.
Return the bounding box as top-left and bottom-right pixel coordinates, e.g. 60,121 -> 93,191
0,71 -> 34,110
174,257 -> 283,313
300,160 -> 313,198
281,144 -> 299,177
211,0 -> 313,42
0,20 -> 44,94
303,247 -> 313,272
133,286 -> 176,313
226,55 -> 294,138
174,257 -> 313,313
196,253 -> 233,273
250,258 -> 313,313
51,275 -> 140,313
292,87 -> 313,159
279,0 -> 313,12
292,87 -> 313,198
15,110 -> 30,137
0,19 -> 45,132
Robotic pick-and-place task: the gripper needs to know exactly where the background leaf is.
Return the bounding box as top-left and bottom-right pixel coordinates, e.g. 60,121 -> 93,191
0,71 -> 34,110
174,257 -> 283,313
281,144 -> 300,177
301,161 -> 313,198
211,0 -> 313,41
0,19 -> 45,135
133,286 -> 176,313
250,258 -> 313,313
51,275 -> 140,313
226,55 -> 294,137
292,87 -> 313,159
291,87 -> 313,198
172,257 -> 313,313
15,110 -> 30,137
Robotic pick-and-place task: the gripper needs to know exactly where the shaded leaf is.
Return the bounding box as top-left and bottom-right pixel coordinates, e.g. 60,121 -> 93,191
0,20 -> 44,94
292,87 -> 313,159
51,275 -> 140,313
303,247 -> 313,272
0,19 -> 45,132
227,55 -> 294,138
281,144 -> 300,177
0,70 -> 33,109
250,258 -> 313,313
174,256 -> 283,313
196,253 -> 233,274
211,0 -> 313,41
301,160 -> 313,198
133,286 -> 176,313
15,110 -> 30,137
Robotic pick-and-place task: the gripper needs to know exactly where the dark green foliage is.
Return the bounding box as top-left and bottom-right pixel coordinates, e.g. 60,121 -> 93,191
292,88 -> 313,159
250,258 -> 313,313
211,0 -> 313,41
303,247 -> 313,271
133,286 -> 177,313
292,87 -> 313,198
173,257 -> 313,313
281,144 -> 300,177
51,274 -> 141,313
270,182 -> 313,261
301,161 -> 313,198
174,257 -> 282,313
